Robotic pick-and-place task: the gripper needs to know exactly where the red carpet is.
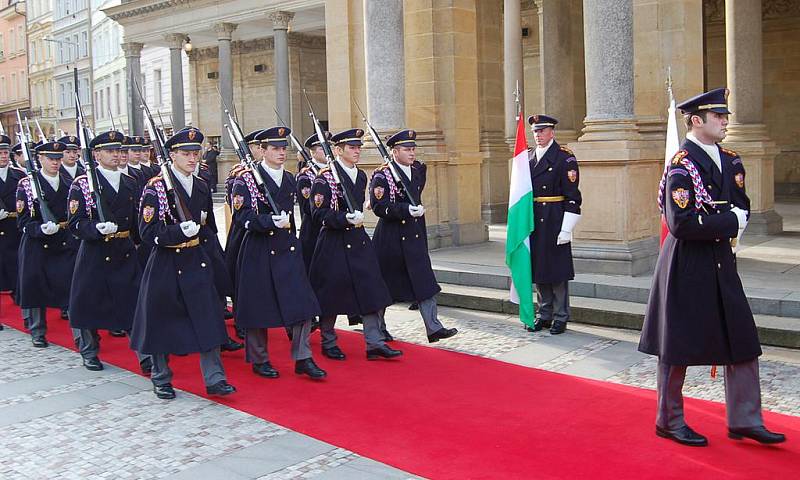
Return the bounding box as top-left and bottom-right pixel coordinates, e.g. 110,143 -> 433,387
1,292 -> 798,479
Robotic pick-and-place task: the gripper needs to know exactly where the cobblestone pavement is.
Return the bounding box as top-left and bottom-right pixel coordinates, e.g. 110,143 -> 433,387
1,301 -> 797,479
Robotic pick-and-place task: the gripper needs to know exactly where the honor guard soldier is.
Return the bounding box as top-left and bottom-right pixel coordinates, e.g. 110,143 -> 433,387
231,126 -> 326,379
370,129 -> 458,343
308,128 -> 401,360
138,138 -> 159,180
527,115 -> 582,335
130,127 -> 236,400
16,141 -> 79,347
67,131 -> 141,371
11,142 -> 23,168
57,135 -> 86,183
639,88 -> 785,447
0,135 -> 25,299
296,132 -> 330,270
120,136 -> 146,190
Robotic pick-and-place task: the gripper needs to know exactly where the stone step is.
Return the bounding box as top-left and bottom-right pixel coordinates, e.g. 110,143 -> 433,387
432,264 -> 800,318
437,283 -> 800,350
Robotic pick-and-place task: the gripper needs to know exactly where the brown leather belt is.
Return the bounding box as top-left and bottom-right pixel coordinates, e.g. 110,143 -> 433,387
58,221 -> 68,229
3,212 -> 17,218
534,196 -> 565,203
165,238 -> 200,249
104,230 -> 131,240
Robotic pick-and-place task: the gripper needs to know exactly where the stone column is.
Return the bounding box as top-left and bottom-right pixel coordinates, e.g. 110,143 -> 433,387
536,0 -> 577,142
214,23 -> 237,150
503,0 -> 524,142
121,41 -> 144,136
364,0 -> 404,130
165,33 -> 186,129
723,0 -> 782,234
269,12 -> 294,128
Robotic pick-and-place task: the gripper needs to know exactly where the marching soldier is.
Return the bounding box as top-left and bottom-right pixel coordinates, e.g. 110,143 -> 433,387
138,138 -> 159,180
130,127 -> 236,400
0,135 -> 25,298
370,129 -> 458,343
11,142 -> 23,168
639,88 -> 785,446
57,135 -> 86,183
296,133 -> 330,270
121,136 -> 146,189
232,127 -> 326,379
16,141 -> 79,347
67,131 -> 141,371
308,128 -> 401,360
527,115 -> 582,335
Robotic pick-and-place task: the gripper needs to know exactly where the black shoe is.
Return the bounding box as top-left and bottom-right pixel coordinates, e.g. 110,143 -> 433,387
728,426 -> 786,444
252,362 -> 280,378
235,326 -> 246,340
348,315 -> 362,326
0,323 -> 4,331
322,346 -> 346,360
109,330 -> 127,338
206,380 -> 236,396
83,357 -> 104,371
221,337 -> 244,352
366,345 -> 403,360
550,321 -> 567,335
32,337 -> 48,348
295,358 -> 327,379
408,302 -> 419,311
140,358 -> 153,376
383,332 -> 394,342
427,327 -> 458,343
60,309 -> 69,320
223,308 -> 235,320
656,425 -> 708,447
154,383 -> 176,400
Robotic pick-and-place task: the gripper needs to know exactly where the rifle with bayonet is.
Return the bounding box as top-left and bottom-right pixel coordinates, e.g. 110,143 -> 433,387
302,89 -> 355,214
74,68 -> 110,222
354,101 -> 418,207
273,107 -> 315,174
133,79 -> 193,223
16,110 -> 56,223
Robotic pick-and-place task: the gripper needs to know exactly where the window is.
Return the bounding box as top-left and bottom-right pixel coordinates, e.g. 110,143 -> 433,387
59,83 -> 66,109
115,83 -> 120,114
9,29 -> 14,54
30,42 -> 36,64
0,34 -> 5,57
141,73 -> 146,102
19,71 -> 25,100
10,73 -> 15,100
94,91 -> 99,118
154,69 -> 162,106
106,86 -> 111,117
99,89 -> 104,118
81,32 -> 88,58
17,28 -> 23,53
0,76 -> 6,103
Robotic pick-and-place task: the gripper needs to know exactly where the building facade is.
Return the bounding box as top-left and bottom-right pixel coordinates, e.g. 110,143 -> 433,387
52,0 -> 93,134
92,0 -> 126,132
0,0 -> 29,134
106,0 -> 799,274
27,0 -> 56,137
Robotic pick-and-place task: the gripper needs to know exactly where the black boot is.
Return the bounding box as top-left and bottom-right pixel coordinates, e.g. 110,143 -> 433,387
295,358 -> 327,379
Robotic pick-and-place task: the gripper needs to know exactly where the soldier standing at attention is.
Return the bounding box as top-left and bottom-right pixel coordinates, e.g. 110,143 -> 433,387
57,135 -> 86,183
527,115 -> 582,335
0,135 -> 25,301
67,131 -> 141,371
308,129 -> 401,361
639,88 -> 785,447
232,127 -> 326,380
369,129 -> 458,343
130,127 -> 236,400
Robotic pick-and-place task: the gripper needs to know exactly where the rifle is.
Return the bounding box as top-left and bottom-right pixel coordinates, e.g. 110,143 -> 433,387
302,89 -> 355,214
34,119 -> 47,142
74,68 -> 110,222
133,79 -> 193,223
273,107 -> 314,174
16,111 -> 56,224
354,101 -> 418,206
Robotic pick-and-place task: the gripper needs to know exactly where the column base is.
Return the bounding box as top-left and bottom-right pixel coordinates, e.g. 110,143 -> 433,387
747,209 -> 783,236
573,237 -> 659,277
451,221 -> 489,247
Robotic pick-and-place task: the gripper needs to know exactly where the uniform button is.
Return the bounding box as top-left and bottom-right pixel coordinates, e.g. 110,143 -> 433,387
178,270 -> 182,275
540,218 -> 544,223
176,248 -> 181,253
708,185 -> 712,190
270,250 -> 275,255
717,263 -> 721,269
204,239 -> 208,243
105,256 -> 111,262
415,234 -> 419,238
401,236 -> 405,241
542,186 -> 547,190
0,231 -> 4,236
401,220 -> 405,224
104,237 -> 110,242
716,239 -> 720,242
290,246 -> 295,251
346,227 -> 351,231
346,244 -> 351,249
548,167 -> 553,171
62,242 -> 67,246
269,231 -> 274,236
125,253 -> 130,258
201,262 -> 207,267
43,244 -> 48,249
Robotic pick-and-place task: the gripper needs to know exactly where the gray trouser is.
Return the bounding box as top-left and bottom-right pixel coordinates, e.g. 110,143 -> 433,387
535,282 -> 570,323
656,359 -> 763,430
28,308 -> 47,339
72,328 -> 99,359
417,297 -> 444,335
246,320 -> 313,363
150,348 -> 226,387
320,312 -> 386,350
22,308 -> 32,330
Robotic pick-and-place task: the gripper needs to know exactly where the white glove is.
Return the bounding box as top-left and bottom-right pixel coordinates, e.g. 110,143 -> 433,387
40,221 -> 60,235
0,209 -> 8,220
409,205 -> 426,218
557,212 -> 581,245
271,211 -> 290,229
95,222 -> 119,235
200,210 -> 208,225
179,220 -> 200,238
346,210 -> 364,226
730,207 -> 748,231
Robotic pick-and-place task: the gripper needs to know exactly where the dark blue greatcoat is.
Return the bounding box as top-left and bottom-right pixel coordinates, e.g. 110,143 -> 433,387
59,163 -> 86,184
232,166 -> 320,328
129,174 -> 228,355
0,166 -> 26,291
528,141 -> 582,284
369,161 -> 439,302
308,166 -> 393,317
296,166 -> 322,271
67,173 -> 141,330
194,176 -> 232,299
223,165 -> 248,305
639,140 -> 761,366
16,172 -> 80,308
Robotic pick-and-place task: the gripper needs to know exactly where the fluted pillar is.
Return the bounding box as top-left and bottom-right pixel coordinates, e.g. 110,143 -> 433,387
364,0 -> 405,130
165,33 -> 186,129
214,23 -> 237,150
269,12 -> 294,128
121,41 -> 144,135
503,0 -> 524,142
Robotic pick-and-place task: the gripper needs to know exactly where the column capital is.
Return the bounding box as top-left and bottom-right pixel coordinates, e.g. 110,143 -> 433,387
214,22 -> 238,41
120,41 -> 144,58
268,11 -> 295,30
164,33 -> 186,50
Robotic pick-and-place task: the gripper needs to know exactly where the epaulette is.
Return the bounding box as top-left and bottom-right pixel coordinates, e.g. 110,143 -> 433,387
9,165 -> 25,173
559,145 -> 574,156
720,147 -> 738,157
147,174 -> 164,187
317,166 -> 331,175
671,150 -> 689,165
373,162 -> 391,174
